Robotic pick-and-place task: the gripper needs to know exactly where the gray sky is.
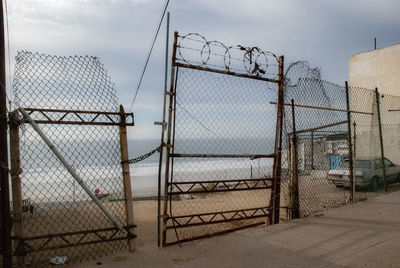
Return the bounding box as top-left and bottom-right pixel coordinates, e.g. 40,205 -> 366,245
6,0 -> 400,139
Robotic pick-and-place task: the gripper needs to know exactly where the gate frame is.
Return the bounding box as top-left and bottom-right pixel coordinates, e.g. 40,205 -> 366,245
159,31 -> 285,246
8,106 -> 136,265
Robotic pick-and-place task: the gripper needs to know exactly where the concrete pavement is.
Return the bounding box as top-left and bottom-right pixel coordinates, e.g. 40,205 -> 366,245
74,191 -> 400,268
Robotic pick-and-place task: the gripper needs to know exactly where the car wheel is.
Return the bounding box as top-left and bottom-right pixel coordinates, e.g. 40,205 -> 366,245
369,176 -> 379,191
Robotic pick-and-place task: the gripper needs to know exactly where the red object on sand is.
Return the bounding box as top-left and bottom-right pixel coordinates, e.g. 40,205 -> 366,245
94,189 -> 100,195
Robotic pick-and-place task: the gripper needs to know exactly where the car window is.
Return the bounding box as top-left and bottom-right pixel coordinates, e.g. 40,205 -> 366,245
374,159 -> 382,169
384,158 -> 393,167
355,160 -> 371,169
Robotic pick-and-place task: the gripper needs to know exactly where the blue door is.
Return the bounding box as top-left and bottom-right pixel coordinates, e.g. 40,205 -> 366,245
330,155 -> 342,170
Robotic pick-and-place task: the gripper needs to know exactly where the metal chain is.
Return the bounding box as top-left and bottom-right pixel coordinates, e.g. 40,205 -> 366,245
124,146 -> 162,164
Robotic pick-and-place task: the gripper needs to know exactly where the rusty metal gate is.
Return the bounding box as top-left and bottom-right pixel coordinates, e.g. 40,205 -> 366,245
10,52 -> 136,266
158,32 -> 284,246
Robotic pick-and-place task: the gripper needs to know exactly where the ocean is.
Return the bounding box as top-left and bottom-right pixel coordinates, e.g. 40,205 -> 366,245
18,138 -> 275,203
128,138 -> 275,198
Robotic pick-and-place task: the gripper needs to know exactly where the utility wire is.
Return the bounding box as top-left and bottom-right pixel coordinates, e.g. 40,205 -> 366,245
129,0 -> 170,112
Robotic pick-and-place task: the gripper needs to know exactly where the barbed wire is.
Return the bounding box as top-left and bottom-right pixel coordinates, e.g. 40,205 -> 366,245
176,33 -> 279,79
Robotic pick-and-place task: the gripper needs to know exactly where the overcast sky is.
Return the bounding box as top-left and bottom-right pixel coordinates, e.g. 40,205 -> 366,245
6,0 -> 400,139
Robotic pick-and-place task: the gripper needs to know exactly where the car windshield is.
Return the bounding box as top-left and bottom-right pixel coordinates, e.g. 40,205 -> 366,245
340,160 -> 371,169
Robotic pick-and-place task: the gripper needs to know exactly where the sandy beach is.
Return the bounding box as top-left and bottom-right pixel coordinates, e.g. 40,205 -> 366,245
17,171 -> 358,266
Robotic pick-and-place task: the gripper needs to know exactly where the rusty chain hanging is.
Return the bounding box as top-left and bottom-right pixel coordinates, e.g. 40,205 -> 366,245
124,146 -> 162,164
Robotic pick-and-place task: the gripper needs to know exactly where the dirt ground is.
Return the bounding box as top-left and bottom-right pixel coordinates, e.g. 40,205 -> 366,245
17,172 -> 388,266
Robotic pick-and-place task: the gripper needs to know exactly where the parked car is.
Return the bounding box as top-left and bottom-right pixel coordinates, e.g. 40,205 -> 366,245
328,157 -> 400,191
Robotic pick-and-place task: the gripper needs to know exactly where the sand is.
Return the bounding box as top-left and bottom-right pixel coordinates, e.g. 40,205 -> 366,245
15,171 -> 375,266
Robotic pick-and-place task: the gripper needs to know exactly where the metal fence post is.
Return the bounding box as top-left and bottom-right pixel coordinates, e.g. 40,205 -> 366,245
155,11 -> 170,248
310,131 -> 314,170
375,88 -> 387,192
353,121 -> 357,200
162,31 -> 178,246
345,82 -> 355,203
9,111 -> 25,265
291,99 -> 299,218
271,55 -> 284,224
0,0 -> 12,265
287,134 -> 292,220
119,105 -> 136,252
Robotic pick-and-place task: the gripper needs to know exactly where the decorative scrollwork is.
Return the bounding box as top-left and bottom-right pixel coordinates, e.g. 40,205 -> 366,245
176,33 -> 279,79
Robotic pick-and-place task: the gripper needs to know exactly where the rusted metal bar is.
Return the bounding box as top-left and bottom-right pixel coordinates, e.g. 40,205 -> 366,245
19,107 -> 128,236
0,12 -> 12,268
311,131 -> 314,170
9,111 -> 24,266
388,109 -> 400,112
271,55 -> 284,224
170,64 -> 181,246
175,62 -> 280,83
171,153 -> 275,159
168,207 -> 270,219
165,221 -> 265,246
0,0 -> 11,263
290,99 -> 300,219
119,105 -> 136,252
13,224 -> 136,254
170,178 -> 272,185
286,133 -> 292,220
288,120 -> 347,135
169,178 -> 272,195
162,31 -> 179,247
353,121 -> 357,198
18,224 -> 136,242
168,215 -> 267,229
269,101 -> 373,115
18,225 -> 136,241
375,88 -> 387,192
22,107 -> 134,126
166,206 -> 270,229
24,108 -> 126,115
303,130 -> 347,133
156,11 -> 170,248
345,82 -> 355,202
26,121 -> 134,126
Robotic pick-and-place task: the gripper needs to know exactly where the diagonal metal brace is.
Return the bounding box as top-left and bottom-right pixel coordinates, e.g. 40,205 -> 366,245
18,107 -> 128,236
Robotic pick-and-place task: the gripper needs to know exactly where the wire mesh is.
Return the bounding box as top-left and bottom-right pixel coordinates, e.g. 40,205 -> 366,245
348,86 -> 380,200
282,62 -> 351,218
163,33 -> 281,245
349,87 -> 400,198
376,92 -> 400,193
165,66 -> 278,244
11,51 -> 128,265
282,61 -> 400,218
380,92 -> 400,166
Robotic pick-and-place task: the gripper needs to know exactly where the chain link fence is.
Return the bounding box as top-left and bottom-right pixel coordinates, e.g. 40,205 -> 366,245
165,67 -> 277,244
10,51 -> 131,266
161,33 -> 283,245
282,61 -> 400,219
4,43 -> 399,263
282,62 -> 350,218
